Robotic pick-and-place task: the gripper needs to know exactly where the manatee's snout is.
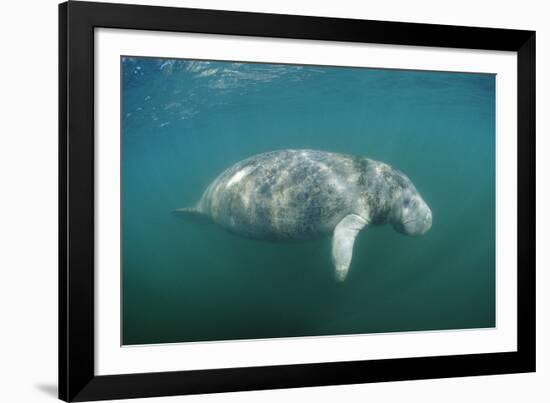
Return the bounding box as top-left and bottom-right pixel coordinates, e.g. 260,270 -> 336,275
392,193 -> 432,236
420,207 -> 432,234
409,200 -> 432,235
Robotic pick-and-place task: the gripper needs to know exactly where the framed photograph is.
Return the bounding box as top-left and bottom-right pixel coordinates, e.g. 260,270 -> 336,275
59,1 -> 535,401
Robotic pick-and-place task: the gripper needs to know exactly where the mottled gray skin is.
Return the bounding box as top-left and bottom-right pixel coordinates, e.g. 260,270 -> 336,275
178,149 -> 432,281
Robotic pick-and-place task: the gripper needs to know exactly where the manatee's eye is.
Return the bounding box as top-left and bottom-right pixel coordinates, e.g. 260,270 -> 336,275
403,197 -> 411,208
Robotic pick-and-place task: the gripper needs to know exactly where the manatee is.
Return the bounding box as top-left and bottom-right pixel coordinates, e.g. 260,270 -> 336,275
175,149 -> 432,281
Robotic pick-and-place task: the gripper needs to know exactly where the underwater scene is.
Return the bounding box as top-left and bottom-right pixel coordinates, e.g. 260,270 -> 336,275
121,56 -> 495,345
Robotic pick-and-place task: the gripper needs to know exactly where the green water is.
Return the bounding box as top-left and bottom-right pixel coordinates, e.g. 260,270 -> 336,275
121,57 -> 495,345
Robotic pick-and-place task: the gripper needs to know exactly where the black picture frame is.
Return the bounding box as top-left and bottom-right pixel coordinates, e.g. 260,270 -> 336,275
59,1 -> 536,401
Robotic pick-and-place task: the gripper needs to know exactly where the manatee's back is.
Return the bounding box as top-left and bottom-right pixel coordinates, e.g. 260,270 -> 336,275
199,150 -> 359,241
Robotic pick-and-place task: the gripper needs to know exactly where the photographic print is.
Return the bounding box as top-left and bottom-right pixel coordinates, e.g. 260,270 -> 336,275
121,56 -> 496,346
59,4 -> 535,399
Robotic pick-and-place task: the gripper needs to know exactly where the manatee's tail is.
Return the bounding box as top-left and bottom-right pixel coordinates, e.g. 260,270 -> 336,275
172,206 -> 211,224
172,207 -> 199,217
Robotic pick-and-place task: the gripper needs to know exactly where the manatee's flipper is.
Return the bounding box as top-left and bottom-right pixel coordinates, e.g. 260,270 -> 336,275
172,207 -> 211,224
331,214 -> 368,282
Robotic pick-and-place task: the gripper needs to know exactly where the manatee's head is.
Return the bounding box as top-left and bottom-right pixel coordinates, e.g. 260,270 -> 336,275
389,171 -> 432,236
